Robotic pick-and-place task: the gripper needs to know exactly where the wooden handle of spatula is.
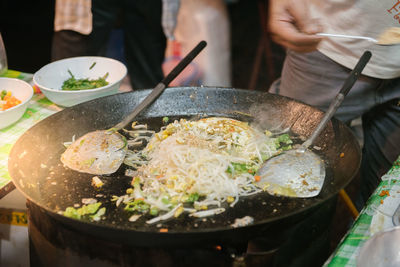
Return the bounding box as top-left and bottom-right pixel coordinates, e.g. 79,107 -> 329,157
339,189 -> 359,220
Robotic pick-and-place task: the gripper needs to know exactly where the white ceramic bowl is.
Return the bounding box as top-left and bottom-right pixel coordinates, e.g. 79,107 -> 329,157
33,56 -> 127,107
0,78 -> 33,129
357,226 -> 400,267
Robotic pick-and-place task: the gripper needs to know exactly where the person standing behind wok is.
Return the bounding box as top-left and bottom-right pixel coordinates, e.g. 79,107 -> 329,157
52,0 -> 92,61
248,0 -> 400,266
268,0 -> 400,211
88,0 -> 180,89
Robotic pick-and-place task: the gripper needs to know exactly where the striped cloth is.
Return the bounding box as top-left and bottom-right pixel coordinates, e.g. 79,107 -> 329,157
324,158 -> 400,266
54,0 -> 179,38
54,0 -> 92,35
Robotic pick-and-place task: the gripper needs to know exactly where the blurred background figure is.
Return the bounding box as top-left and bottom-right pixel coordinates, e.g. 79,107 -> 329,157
52,0 -> 92,61
268,0 -> 400,209
51,0 -> 232,90
88,0 -> 169,89
166,0 -> 232,87
0,33 -> 7,76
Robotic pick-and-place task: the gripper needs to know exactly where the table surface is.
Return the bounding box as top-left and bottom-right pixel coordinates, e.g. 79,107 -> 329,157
2,71 -> 400,266
0,70 -> 61,198
324,157 -> 400,266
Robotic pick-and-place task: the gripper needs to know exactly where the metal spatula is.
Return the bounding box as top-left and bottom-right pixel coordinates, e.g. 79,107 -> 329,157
317,27 -> 400,46
256,50 -> 372,198
61,41 -> 207,175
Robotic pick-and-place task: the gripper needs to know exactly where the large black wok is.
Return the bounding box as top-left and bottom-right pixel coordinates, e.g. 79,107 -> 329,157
8,87 -> 361,247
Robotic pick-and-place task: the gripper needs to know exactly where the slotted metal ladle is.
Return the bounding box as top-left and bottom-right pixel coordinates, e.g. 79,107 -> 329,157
61,41 -> 207,175
256,50 -> 372,198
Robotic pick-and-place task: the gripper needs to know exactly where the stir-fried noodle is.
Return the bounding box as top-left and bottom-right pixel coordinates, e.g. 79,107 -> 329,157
117,117 -> 287,223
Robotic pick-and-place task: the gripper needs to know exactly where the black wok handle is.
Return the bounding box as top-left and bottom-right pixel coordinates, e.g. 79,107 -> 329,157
339,50 -> 372,96
114,40 -> 207,130
162,40 -> 207,85
300,50 -> 372,150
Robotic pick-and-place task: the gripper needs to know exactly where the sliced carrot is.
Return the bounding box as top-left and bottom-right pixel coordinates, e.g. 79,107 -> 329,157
2,95 -> 21,110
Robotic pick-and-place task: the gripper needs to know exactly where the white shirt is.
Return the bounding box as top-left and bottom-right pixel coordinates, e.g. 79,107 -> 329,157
310,0 -> 400,79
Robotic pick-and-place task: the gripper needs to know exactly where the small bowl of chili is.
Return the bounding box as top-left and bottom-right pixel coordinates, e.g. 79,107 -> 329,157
0,77 -> 33,129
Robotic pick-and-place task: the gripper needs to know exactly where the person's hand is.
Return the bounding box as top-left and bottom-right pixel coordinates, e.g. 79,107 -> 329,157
268,0 -> 323,52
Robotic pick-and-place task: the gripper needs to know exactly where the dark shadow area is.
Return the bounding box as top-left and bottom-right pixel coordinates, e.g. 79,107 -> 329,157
0,1 -> 55,73
228,0 -> 285,91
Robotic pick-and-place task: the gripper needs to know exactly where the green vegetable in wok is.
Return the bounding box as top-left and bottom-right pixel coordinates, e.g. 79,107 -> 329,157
62,70 -> 109,91
274,133 -> 293,151
63,202 -> 106,221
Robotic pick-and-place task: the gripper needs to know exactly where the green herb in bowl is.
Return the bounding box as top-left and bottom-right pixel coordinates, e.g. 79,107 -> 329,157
62,70 -> 109,91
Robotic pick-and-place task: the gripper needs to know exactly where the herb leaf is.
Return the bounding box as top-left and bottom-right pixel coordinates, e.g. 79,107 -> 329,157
61,70 -> 109,91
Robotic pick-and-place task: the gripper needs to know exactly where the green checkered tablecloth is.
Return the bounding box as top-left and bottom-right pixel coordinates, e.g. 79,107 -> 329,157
324,157 -> 400,266
0,70 -> 62,197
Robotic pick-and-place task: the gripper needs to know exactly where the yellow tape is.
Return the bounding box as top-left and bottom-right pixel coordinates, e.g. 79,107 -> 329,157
0,209 -> 28,226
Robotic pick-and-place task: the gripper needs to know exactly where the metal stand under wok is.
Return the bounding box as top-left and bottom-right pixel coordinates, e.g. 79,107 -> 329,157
28,201 -> 282,267
27,198 -> 336,267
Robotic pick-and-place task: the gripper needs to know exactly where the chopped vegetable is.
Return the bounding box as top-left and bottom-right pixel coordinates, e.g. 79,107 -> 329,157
124,199 -> 150,213
91,176 -> 104,188
226,162 -> 257,175
189,208 -> 225,218
186,193 -> 199,203
150,207 -> 159,216
0,90 -> 22,111
174,206 -> 184,217
63,202 -> 105,221
61,70 -> 109,91
0,90 -> 7,99
231,216 -> 254,228
274,133 -> 293,150
82,198 -> 97,205
379,190 -> 390,197
129,214 -> 142,222
275,133 -> 292,144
